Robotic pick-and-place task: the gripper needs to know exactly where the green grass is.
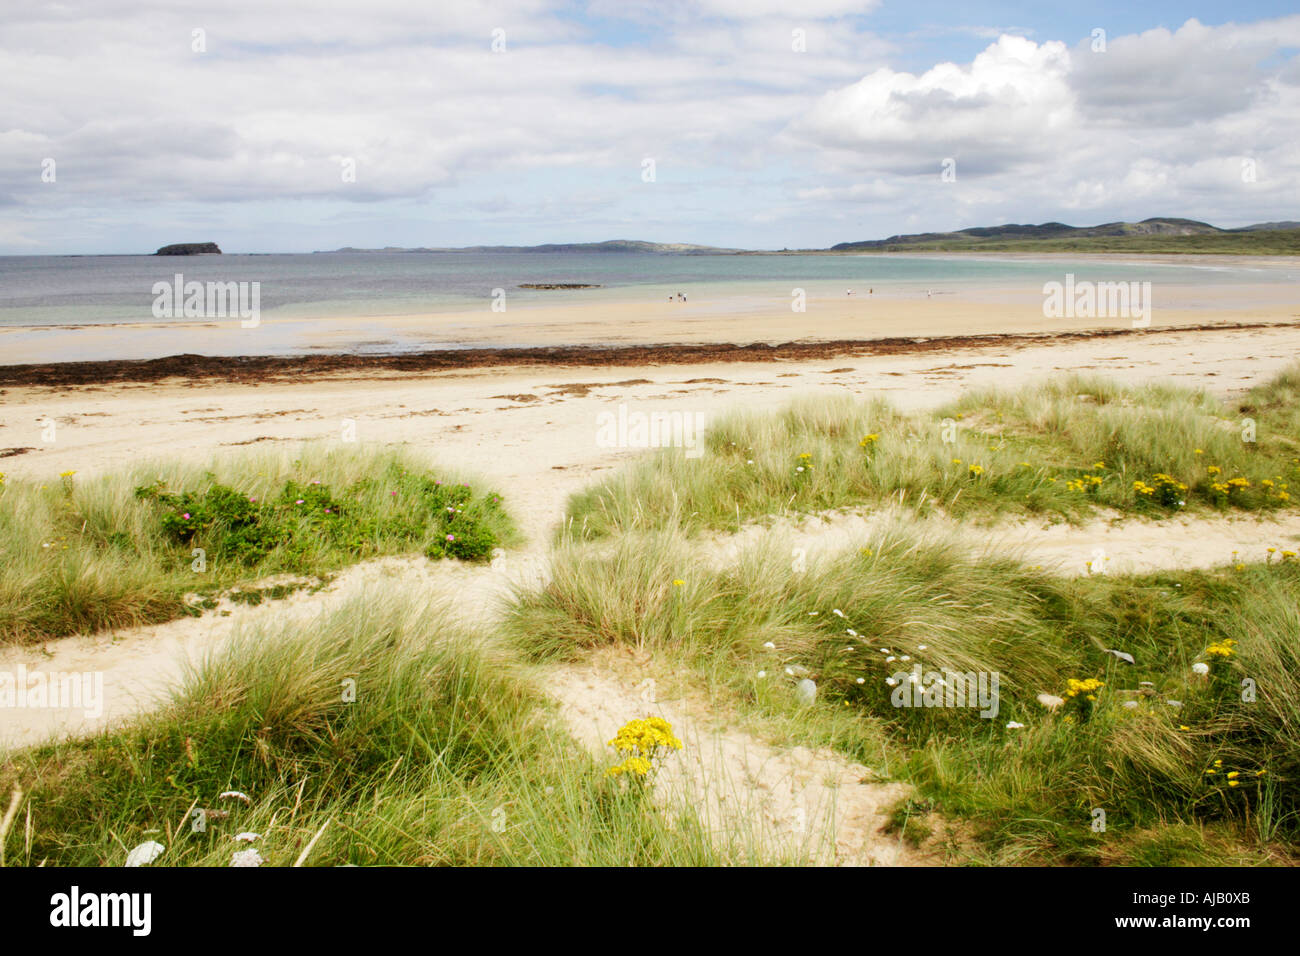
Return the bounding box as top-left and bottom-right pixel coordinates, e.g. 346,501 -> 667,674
0,444 -> 520,645
505,528 -> 1300,865
563,367 -> 1300,540
0,594 -> 770,867
828,229 -> 1300,256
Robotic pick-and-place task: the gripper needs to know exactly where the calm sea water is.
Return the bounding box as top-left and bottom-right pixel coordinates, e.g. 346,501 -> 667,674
1,252 -> 1295,362
3,252 -> 1293,327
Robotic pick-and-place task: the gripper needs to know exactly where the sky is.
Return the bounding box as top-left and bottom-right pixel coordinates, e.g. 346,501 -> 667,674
1,0 -> 1298,254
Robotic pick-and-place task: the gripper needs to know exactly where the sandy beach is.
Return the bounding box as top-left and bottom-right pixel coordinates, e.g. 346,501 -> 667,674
4,321 -> 1300,537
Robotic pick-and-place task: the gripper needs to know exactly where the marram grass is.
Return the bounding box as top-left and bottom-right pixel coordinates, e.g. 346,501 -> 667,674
562,365 -> 1300,540
0,443 -> 519,645
0,594 -> 781,867
507,525 -> 1300,865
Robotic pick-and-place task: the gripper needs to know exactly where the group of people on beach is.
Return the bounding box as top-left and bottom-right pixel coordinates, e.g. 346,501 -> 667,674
668,292 -> 687,303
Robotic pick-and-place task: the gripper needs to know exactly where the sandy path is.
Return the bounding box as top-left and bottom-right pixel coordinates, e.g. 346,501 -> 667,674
7,496 -> 1300,751
702,506 -> 1300,577
546,656 -> 936,866
0,549 -> 548,749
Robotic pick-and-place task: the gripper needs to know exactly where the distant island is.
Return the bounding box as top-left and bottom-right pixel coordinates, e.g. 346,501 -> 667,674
519,283 -> 602,289
316,220 -> 1300,257
155,242 -> 222,256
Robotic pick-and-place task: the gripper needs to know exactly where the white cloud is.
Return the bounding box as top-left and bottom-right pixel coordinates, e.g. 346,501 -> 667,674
785,18 -> 1300,231
0,4 -> 1296,252
792,35 -> 1074,156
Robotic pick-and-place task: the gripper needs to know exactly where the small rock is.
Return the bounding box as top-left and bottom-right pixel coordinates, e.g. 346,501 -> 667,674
125,841 -> 165,867
795,679 -> 817,706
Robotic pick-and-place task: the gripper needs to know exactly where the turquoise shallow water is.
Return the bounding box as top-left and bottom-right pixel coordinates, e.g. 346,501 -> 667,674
3,252 -> 1293,327
1,252 -> 1295,362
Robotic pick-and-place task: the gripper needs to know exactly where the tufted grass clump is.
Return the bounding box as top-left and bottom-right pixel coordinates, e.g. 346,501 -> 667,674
0,595 -> 759,867
0,443 -> 519,645
562,365 -> 1300,540
507,525 -> 1300,864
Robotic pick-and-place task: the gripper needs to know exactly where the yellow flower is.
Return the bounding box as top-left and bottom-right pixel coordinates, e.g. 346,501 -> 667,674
606,715 -> 684,780
1205,638 -> 1237,659
606,755 -> 654,777
1063,677 -> 1105,699
672,579 -> 684,587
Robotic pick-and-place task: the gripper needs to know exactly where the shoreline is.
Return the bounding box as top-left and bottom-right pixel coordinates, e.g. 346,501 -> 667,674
3,320 -> 1294,388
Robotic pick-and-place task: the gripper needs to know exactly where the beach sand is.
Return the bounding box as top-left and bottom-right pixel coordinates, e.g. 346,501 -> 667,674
4,322 -> 1300,542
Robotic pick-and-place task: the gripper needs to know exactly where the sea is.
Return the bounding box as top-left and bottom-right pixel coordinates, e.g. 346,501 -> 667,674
1,252 -> 1295,363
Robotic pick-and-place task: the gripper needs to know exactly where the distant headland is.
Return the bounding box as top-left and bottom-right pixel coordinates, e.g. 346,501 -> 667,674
314,219 -> 1300,257
322,240 -> 738,255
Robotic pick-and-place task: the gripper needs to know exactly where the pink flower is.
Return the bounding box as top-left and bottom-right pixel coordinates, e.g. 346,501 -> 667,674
324,508 -> 332,514
446,534 -> 455,542
295,499 -> 304,504
182,513 -> 191,519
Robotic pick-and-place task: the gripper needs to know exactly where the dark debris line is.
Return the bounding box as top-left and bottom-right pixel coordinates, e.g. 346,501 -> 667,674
0,322 -> 1282,389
